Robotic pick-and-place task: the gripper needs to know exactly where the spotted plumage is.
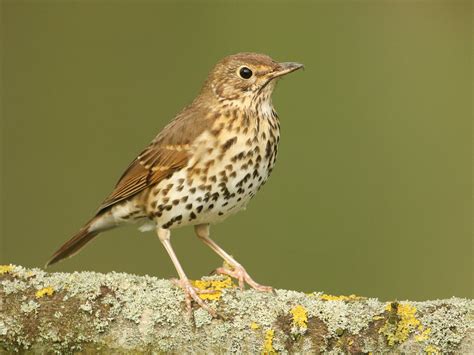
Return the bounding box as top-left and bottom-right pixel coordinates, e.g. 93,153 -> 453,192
131,101 -> 281,231
46,52 -> 303,315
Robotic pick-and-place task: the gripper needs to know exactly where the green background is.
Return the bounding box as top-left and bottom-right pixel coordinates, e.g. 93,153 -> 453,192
1,0 -> 472,301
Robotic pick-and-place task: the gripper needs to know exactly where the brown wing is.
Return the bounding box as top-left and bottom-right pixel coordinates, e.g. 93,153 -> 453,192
97,103 -> 214,212
98,144 -> 188,211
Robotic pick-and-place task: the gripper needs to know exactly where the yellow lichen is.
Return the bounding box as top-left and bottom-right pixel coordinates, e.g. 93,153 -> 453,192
263,329 -> 275,353
250,322 -> 260,330
415,327 -> 431,342
35,286 -> 55,299
425,344 -> 439,354
290,305 -> 308,329
0,265 -> 14,275
379,302 -> 421,346
320,293 -> 365,301
192,277 -> 235,300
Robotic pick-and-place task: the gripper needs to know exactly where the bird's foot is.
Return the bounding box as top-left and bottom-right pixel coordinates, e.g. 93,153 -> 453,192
215,264 -> 273,292
171,278 -> 218,317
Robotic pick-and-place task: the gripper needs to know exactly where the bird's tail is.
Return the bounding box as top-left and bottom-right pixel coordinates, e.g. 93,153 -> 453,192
45,210 -> 117,267
45,224 -> 99,267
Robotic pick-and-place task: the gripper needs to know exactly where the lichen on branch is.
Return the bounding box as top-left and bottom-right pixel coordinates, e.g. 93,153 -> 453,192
0,265 -> 472,353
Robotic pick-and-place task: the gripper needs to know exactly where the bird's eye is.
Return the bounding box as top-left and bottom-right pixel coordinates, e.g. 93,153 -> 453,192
239,67 -> 253,79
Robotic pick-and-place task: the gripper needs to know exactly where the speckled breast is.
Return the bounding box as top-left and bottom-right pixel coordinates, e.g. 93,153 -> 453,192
145,109 -> 280,230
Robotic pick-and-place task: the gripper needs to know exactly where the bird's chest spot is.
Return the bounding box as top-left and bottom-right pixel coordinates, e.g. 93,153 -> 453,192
145,112 -> 280,229
197,116 -> 280,211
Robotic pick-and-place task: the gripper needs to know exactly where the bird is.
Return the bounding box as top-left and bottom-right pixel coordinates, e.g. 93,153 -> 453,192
46,52 -> 303,314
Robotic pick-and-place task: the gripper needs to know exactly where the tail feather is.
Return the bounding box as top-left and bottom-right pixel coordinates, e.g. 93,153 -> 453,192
45,225 -> 99,267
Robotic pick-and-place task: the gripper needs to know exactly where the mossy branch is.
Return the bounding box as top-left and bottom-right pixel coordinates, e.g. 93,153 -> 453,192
0,265 -> 472,353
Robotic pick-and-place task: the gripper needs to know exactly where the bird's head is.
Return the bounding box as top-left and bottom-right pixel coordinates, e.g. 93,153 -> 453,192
202,52 -> 303,109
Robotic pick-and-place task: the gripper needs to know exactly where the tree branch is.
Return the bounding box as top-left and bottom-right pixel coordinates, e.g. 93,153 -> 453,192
0,265 -> 472,353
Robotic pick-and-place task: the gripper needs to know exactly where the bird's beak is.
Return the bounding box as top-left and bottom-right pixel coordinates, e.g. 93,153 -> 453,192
272,62 -> 304,78
258,61 -> 304,94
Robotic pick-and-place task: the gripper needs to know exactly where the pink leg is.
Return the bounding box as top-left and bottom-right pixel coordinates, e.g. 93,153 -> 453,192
156,227 -> 217,316
194,224 -> 273,292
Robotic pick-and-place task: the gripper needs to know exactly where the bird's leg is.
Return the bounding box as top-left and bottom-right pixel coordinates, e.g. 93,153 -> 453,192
194,224 -> 273,292
156,227 -> 217,316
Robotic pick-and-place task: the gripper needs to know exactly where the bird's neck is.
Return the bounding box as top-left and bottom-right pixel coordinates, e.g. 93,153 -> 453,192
219,96 -> 276,119
192,90 -> 278,131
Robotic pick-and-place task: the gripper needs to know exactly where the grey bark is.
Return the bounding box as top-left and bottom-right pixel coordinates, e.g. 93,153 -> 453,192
0,265 -> 472,353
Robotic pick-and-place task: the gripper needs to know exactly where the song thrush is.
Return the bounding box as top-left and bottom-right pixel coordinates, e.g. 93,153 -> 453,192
46,53 -> 303,314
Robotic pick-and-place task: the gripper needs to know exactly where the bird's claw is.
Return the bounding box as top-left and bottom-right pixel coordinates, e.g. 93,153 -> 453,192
171,278 -> 218,317
215,265 -> 273,292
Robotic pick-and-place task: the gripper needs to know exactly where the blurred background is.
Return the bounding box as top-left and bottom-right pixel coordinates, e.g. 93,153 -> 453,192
1,0 -> 472,301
